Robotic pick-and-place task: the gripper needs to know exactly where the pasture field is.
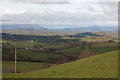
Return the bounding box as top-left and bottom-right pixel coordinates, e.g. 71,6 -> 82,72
44,43 -> 69,49
45,41 -> 81,49
17,49 -> 65,60
3,50 -> 118,78
59,42 -> 118,55
15,41 -> 43,48
60,46 -> 83,53
81,36 -> 118,42
2,61 -> 55,73
91,42 -> 118,48
90,47 -> 118,54
2,40 -> 46,48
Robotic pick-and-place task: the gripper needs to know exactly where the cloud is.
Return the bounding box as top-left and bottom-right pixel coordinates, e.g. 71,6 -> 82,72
0,1 -> 118,28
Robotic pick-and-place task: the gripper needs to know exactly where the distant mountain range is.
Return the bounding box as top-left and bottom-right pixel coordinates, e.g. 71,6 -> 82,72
2,24 -> 118,32
2,24 -> 48,30
62,26 -> 118,32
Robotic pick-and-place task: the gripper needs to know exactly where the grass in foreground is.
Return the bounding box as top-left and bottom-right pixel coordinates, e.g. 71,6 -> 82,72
3,50 -> 118,78
2,61 -> 55,73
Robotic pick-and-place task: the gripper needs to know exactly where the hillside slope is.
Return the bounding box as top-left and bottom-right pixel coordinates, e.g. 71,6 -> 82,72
3,51 -> 118,78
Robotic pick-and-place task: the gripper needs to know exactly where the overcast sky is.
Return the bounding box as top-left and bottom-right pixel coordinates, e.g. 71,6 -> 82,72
0,1 -> 118,28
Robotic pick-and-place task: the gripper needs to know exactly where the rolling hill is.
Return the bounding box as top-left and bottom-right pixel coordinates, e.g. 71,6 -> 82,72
3,50 -> 118,78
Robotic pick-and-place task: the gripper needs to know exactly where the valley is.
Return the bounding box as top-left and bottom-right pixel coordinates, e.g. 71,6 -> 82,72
1,31 -> 118,76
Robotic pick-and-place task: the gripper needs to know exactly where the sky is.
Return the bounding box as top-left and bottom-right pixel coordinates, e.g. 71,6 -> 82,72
0,0 -> 118,28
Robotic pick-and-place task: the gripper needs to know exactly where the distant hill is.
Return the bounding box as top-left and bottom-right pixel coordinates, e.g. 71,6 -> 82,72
63,26 -> 118,32
1,32 -> 105,42
2,25 -> 117,35
3,50 -> 118,78
69,32 -> 104,38
1,33 -> 61,43
2,24 -> 48,30
2,24 -> 78,35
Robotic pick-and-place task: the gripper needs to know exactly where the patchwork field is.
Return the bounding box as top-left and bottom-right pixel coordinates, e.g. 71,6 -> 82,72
2,32 -> 118,78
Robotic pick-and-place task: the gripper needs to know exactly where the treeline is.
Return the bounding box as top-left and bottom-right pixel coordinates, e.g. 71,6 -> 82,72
1,32 -> 104,43
69,32 -> 104,38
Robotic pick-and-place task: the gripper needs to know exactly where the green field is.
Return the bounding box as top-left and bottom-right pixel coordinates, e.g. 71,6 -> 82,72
17,49 -> 65,61
90,47 -> 118,54
61,46 -> 82,53
92,42 -> 118,48
90,42 -> 118,54
2,41 -> 45,48
60,42 -> 118,55
45,42 -> 80,49
81,36 -> 118,42
45,43 -> 69,49
16,41 -> 42,48
3,50 -> 118,78
3,61 -> 54,73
